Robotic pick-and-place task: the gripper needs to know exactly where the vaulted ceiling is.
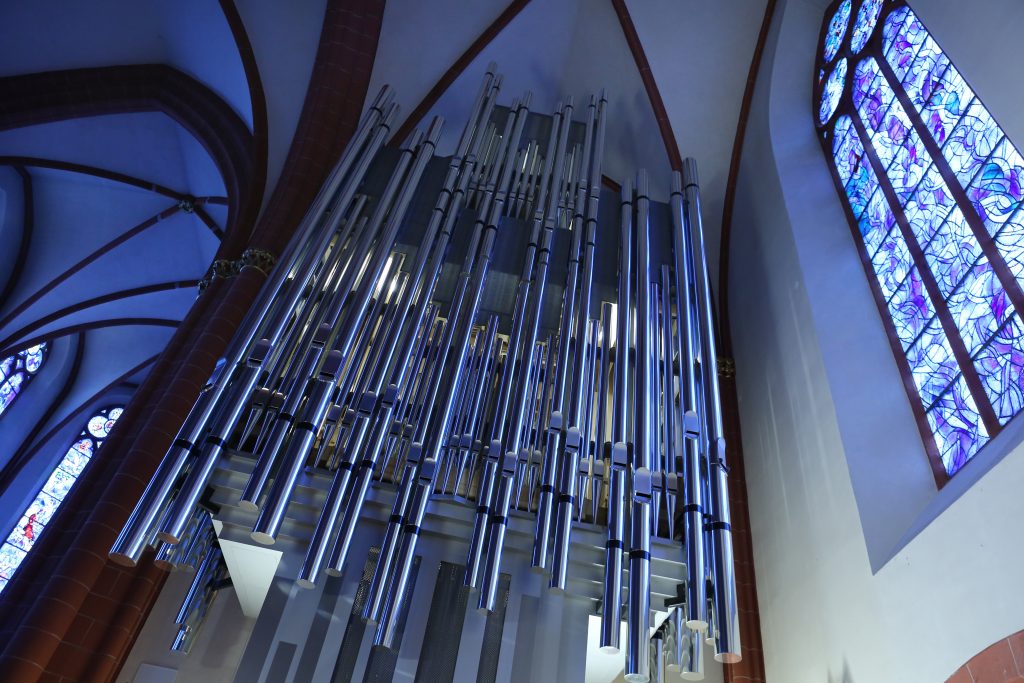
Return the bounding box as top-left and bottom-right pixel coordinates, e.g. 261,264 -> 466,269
0,0 -> 766,478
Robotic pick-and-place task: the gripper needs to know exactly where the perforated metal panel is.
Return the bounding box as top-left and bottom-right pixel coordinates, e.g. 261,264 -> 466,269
362,556 -> 421,683
330,547 -> 380,683
414,562 -> 470,683
476,573 -> 511,683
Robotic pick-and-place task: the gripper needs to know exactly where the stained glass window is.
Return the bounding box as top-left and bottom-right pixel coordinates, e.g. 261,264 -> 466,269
0,344 -> 46,417
816,1 -> 1024,479
0,406 -> 123,593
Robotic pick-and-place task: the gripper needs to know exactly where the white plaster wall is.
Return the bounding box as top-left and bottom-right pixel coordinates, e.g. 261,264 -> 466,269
729,0 -> 1024,681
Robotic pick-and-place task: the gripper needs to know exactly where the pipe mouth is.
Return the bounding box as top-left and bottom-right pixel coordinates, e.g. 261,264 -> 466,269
714,652 -> 742,664
685,619 -> 708,632
324,568 -> 342,577
237,500 -> 259,512
108,553 -> 140,568
153,560 -> 177,572
623,674 -> 649,683
681,672 -> 705,681
666,663 -> 681,672
250,531 -> 276,545
295,578 -> 315,590
156,532 -> 182,544
598,645 -> 619,654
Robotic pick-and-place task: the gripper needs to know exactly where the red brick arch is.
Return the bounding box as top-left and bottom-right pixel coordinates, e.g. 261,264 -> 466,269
947,631 -> 1024,682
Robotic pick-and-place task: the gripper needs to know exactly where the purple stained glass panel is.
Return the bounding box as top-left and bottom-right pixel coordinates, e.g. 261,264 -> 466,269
917,65 -> 972,148
885,127 -> 929,207
927,375 -> 988,476
0,543 -> 27,581
819,58 -> 848,125
922,207 -> 981,299
994,207 -> 1024,282
870,97 -> 912,168
0,374 -> 24,414
850,0 -> 883,53
882,8 -> 927,82
854,60 -> 892,135
887,267 -> 934,348
23,346 -> 44,373
946,259 -> 1012,355
903,164 -> 956,245
832,116 -> 862,185
871,227 -> 912,300
906,319 -> 958,407
823,0 -> 852,63
965,138 -> 1024,234
859,186 -> 895,256
901,35 -> 948,112
942,99 -> 1002,186
974,315 -> 1024,424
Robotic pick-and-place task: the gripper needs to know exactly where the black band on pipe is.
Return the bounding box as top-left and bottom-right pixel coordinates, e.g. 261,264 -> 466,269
605,540 -> 624,550
296,421 -> 317,431
490,515 -> 507,526
279,412 -> 295,423
389,515 -> 404,524
708,521 -> 732,532
404,524 -> 421,535
628,550 -> 650,560
174,438 -> 194,449
476,505 -> 490,514
635,194 -> 650,201
679,504 -> 703,513
557,494 -> 574,504
540,485 -> 555,493
205,435 -> 227,447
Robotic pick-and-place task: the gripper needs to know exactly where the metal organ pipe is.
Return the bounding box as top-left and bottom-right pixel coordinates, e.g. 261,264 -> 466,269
683,158 -> 740,664
111,66 -> 742,677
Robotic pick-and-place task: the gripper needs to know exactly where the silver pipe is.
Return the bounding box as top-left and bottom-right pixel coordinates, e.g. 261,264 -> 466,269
132,103 -> 398,550
601,175 -> 633,652
626,169 -> 653,683
375,92 -> 532,644
650,628 -> 665,683
682,158 -> 739,663
670,171 -> 708,632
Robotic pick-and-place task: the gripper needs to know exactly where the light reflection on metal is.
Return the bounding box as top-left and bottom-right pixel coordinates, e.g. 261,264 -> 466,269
111,65 -> 740,677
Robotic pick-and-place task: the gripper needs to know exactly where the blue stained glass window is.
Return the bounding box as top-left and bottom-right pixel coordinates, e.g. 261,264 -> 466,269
820,58 -> 848,125
0,406 -> 123,592
0,344 -> 46,417
850,0 -> 883,54
927,375 -> 988,475
903,164 -> 956,246
906,319 -> 957,407
824,0 -> 852,63
974,315 -> 1024,423
820,1 -> 1024,477
887,267 -> 934,348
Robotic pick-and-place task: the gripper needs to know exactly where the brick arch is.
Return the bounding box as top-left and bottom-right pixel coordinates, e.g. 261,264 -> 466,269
947,631 -> 1024,682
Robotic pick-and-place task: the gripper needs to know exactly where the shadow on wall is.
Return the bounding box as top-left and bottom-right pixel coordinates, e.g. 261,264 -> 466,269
945,630 -> 1024,682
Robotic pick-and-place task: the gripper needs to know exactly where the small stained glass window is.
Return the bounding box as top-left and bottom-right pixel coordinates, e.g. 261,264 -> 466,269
0,405 -> 123,591
823,0 -> 853,63
0,344 -> 46,417
816,1 -> 1024,479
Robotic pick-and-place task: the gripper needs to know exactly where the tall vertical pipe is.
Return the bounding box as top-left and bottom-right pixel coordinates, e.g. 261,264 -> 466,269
682,158 -> 739,663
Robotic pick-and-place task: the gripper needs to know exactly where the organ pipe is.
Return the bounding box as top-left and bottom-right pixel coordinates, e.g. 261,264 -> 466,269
111,66 -> 741,680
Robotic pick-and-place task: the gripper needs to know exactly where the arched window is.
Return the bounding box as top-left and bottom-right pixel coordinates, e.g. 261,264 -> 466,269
816,1 -> 1024,481
0,405 -> 123,592
0,344 -> 46,417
